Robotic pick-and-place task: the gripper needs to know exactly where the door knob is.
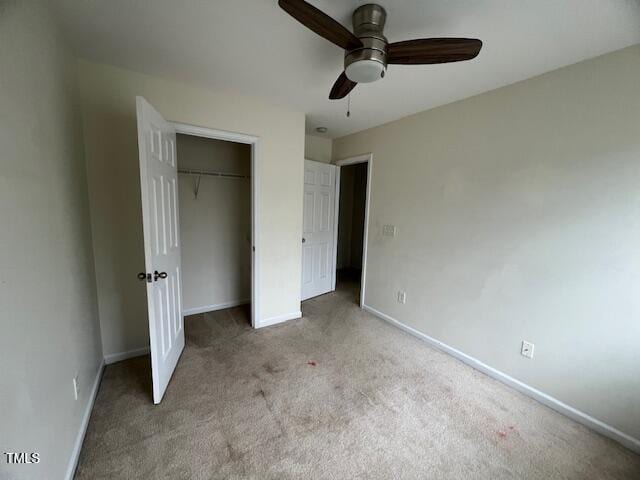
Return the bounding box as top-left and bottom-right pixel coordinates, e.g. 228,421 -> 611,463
138,272 -> 151,282
154,270 -> 168,281
302,238 -> 306,243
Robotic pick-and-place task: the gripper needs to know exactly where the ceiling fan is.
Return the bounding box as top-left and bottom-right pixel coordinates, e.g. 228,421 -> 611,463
278,0 -> 483,99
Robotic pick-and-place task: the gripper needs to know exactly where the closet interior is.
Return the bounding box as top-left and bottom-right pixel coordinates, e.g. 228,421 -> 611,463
176,133 -> 251,320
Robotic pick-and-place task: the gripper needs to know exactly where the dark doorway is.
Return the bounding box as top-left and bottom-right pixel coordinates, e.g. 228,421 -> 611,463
336,162 -> 368,301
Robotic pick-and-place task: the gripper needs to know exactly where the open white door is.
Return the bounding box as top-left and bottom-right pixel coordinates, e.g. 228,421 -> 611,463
301,160 -> 336,300
136,96 -> 184,404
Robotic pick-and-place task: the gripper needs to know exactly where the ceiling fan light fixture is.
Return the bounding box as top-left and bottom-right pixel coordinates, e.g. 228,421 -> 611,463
345,59 -> 385,83
278,0 -> 483,100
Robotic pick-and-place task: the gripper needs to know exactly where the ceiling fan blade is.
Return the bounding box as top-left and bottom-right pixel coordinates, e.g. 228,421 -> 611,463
329,72 -> 357,100
279,0 -> 363,51
387,38 -> 482,65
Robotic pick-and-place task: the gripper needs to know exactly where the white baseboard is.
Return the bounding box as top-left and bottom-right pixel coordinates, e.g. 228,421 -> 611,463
182,299 -> 250,316
65,359 -> 104,480
104,346 -> 150,365
257,310 -> 302,328
362,304 -> 640,454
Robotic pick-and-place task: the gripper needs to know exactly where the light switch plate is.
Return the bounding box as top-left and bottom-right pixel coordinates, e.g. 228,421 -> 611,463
397,291 -> 406,304
383,225 -> 396,237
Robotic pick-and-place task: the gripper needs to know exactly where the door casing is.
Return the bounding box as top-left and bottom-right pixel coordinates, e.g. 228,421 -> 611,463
171,122 -> 261,328
332,153 -> 373,308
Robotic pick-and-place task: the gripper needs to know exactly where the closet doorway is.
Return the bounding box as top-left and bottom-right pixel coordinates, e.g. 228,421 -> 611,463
174,123 -> 260,329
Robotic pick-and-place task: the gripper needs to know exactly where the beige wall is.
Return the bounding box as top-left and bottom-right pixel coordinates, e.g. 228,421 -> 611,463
0,2 -> 103,479
78,61 -> 305,357
305,134 -> 332,163
177,134 -> 251,312
333,45 -> 640,442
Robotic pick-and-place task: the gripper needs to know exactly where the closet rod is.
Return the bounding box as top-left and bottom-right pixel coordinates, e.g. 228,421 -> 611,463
177,168 -> 250,179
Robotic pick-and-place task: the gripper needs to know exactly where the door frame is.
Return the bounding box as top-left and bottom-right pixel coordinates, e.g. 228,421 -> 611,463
332,153 -> 373,308
171,122 -> 261,328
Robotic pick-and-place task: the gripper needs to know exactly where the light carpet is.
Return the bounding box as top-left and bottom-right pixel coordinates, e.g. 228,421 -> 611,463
75,281 -> 640,479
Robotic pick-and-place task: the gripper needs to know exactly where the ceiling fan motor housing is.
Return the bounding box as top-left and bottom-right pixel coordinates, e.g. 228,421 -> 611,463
345,4 -> 388,83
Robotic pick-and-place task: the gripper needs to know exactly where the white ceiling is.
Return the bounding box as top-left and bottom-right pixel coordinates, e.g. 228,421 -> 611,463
52,0 -> 640,139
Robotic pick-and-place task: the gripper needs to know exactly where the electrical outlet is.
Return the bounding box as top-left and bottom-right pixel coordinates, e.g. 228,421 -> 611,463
73,375 -> 79,400
521,341 -> 534,359
383,225 -> 396,237
397,291 -> 406,304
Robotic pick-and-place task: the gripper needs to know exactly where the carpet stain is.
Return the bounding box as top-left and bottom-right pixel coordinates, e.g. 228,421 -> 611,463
225,440 -> 243,462
263,362 -> 284,374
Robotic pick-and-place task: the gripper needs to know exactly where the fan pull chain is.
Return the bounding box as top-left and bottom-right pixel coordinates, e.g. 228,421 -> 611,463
346,94 -> 351,118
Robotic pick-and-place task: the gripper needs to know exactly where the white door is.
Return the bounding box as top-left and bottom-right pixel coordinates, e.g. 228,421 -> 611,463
301,160 -> 336,300
136,96 -> 184,404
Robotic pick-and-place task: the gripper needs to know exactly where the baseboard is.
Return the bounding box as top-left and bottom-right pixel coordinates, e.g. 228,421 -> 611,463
65,359 -> 105,480
257,310 -> 302,328
104,346 -> 150,365
362,304 -> 640,454
182,299 -> 250,316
